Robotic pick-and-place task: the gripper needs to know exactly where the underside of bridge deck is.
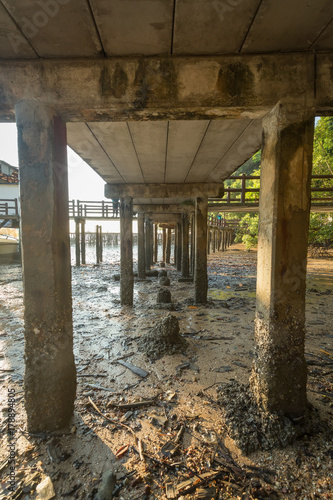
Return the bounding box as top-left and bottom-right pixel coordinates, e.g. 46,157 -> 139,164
0,0 -> 332,434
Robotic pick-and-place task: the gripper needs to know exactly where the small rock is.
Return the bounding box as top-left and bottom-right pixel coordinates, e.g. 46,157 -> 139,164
36,476 -> 55,500
95,470 -> 116,500
159,277 -> 170,286
157,288 -> 172,304
158,269 -> 168,277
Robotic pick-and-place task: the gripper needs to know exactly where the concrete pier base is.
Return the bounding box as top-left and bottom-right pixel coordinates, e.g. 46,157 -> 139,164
194,197 -> 208,304
120,197 -> 134,306
250,101 -> 314,418
16,100 -> 76,433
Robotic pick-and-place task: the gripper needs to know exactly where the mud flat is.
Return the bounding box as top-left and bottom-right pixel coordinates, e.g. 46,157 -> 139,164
0,244 -> 332,499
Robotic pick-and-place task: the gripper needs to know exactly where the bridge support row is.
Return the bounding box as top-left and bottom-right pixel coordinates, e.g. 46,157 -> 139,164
16,98 -> 314,432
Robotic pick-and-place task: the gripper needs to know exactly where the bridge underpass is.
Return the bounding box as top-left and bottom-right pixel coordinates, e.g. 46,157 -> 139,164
0,0 -> 333,468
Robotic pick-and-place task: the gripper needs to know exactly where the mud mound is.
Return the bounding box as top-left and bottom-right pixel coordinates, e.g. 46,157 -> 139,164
137,314 -> 188,359
217,381 -> 323,454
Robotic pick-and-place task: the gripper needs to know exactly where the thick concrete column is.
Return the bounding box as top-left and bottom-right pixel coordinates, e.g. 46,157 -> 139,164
181,212 -> 190,278
16,100 -> 76,433
166,228 -> 171,264
176,223 -> 182,271
137,212 -> 145,279
212,229 -> 216,253
250,101 -> 314,418
194,197 -> 208,303
120,197 -> 134,305
154,224 -> 158,263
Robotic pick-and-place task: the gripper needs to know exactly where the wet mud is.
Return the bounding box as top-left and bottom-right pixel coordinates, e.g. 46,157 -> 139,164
0,244 -> 332,499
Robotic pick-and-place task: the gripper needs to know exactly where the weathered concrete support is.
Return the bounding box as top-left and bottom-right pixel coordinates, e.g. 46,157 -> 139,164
181,212 -> 190,278
212,229 -> 216,253
145,215 -> 151,271
190,215 -> 195,275
195,197 -> 208,304
176,223 -> 182,271
250,101 -> 314,418
154,224 -> 158,263
75,218 -> 80,266
166,228 -> 171,264
207,229 -> 210,255
81,219 -> 86,265
137,212 -> 145,279
149,220 -> 154,266
120,197 -> 134,306
16,100 -> 76,433
96,225 -> 103,264
162,227 -> 166,263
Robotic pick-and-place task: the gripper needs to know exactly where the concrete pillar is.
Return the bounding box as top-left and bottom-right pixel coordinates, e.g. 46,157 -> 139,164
16,100 -> 76,433
120,197 -> 133,306
212,229 -> 216,253
176,222 -> 182,271
162,227 -> 166,263
81,219 -> 86,265
75,218 -> 80,266
207,229 -> 211,255
250,101 -> 314,418
154,224 -> 158,263
195,197 -> 208,304
190,214 -> 195,275
166,228 -> 171,264
145,216 -> 151,270
181,212 -> 190,278
137,212 -> 145,279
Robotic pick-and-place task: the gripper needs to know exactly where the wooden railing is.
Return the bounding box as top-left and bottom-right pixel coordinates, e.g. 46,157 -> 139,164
209,174 -> 333,210
0,198 -> 19,218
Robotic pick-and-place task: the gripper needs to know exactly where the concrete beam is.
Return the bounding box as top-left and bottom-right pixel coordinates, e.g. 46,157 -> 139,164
133,204 -> 195,213
150,214 -> 181,223
106,183 -> 223,199
1,53 -> 329,122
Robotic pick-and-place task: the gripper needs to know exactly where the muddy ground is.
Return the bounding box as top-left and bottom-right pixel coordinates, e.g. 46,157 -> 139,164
0,244 -> 332,499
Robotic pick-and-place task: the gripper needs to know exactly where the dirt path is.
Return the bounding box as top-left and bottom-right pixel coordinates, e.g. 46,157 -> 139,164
0,244 -> 332,499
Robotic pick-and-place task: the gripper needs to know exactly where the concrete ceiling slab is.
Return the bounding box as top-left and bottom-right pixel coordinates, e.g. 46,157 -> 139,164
173,0 -> 260,54
0,0 -> 102,57
0,4 -> 37,58
312,19 -> 333,51
241,0 -> 333,53
68,118 -> 261,202
207,118 -> 262,180
90,0 -> 173,56
128,121 -> 168,183
66,122 -> 124,184
165,121 -> 209,183
184,120 -> 252,182
86,122 -> 144,184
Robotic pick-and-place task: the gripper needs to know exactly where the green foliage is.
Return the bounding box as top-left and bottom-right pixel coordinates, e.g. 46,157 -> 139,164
308,213 -> 333,248
234,212 -> 259,250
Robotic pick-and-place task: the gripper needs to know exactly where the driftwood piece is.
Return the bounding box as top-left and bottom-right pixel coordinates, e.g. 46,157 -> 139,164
117,359 -> 149,378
